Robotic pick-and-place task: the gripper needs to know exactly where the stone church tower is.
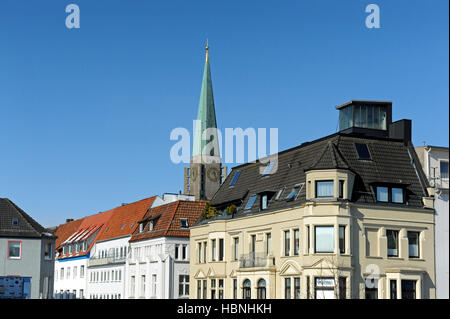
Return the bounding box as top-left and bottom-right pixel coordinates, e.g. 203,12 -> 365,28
184,43 -> 227,200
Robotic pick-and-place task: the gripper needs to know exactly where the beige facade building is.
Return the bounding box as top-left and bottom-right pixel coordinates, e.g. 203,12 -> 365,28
189,101 -> 436,299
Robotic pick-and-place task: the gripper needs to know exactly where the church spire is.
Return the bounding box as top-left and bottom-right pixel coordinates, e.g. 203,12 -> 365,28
192,41 -> 220,159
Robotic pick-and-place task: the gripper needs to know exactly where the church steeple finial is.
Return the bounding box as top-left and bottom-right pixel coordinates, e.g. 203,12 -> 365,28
205,39 -> 209,62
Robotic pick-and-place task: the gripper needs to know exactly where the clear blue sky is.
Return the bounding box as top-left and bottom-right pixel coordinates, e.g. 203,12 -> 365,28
0,0 -> 448,227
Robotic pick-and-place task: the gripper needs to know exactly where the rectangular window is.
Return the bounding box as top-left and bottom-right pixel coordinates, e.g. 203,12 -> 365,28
315,226 -> 334,253
44,243 -> 52,260
306,225 -> 310,254
390,280 -> 397,299
316,180 -> 334,197
203,242 -> 207,264
285,278 -> 291,299
408,231 -> 420,258
266,233 -> 271,256
141,275 -> 146,297
218,279 -> 224,299
211,279 -> 216,299
401,280 -> 416,299
175,244 -> 179,260
261,194 -> 268,210
8,241 -> 21,259
251,235 -> 256,255
198,242 -> 202,263
294,277 -> 301,299
441,161 -> 449,179
387,230 -> 399,257
179,275 -> 189,297
339,226 -> 346,254
202,280 -> 207,299
197,280 -> 201,299
233,279 -> 237,299
338,180 -> 344,198
339,277 -> 346,299
284,230 -> 290,256
391,188 -> 404,203
233,237 -> 239,261
130,276 -> 135,297
315,278 -> 335,299
152,274 -> 157,297
365,279 -> 378,299
376,186 -> 389,202
219,239 -> 224,261
80,266 -> 85,278
182,245 -> 187,260
73,266 -> 77,279
211,239 -> 216,261
294,229 -> 300,256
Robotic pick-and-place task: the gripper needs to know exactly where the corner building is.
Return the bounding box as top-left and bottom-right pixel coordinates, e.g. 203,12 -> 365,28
189,100 -> 436,299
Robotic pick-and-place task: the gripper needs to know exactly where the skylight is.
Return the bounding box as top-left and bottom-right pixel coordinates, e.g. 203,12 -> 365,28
262,161 -> 276,176
355,143 -> 371,160
230,171 -> 241,186
244,195 -> 257,210
12,218 -> 19,226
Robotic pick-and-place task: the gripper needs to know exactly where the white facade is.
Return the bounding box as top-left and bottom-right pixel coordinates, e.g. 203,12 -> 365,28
54,257 -> 88,299
416,145 -> 449,299
86,236 -> 129,299
125,237 -> 190,299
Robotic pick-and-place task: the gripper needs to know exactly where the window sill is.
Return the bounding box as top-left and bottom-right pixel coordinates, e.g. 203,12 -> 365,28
387,257 -> 404,260
366,256 -> 383,259
408,258 -> 425,261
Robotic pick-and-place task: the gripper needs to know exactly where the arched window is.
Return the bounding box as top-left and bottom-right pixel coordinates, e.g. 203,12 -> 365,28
257,279 -> 266,299
243,279 -> 251,299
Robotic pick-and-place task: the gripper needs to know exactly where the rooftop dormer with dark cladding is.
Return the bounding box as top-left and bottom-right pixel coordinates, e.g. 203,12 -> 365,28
197,100 -> 431,223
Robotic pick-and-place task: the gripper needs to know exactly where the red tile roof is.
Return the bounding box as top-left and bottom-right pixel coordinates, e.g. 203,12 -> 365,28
129,200 -> 207,243
97,196 -> 156,242
54,196 -> 156,259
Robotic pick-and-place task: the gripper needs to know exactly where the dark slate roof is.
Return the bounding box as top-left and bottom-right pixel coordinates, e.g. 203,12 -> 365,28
208,133 -> 429,219
0,198 -> 56,239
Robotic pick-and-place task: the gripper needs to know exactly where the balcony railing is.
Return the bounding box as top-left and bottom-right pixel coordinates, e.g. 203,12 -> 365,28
88,255 -> 126,267
239,252 -> 274,269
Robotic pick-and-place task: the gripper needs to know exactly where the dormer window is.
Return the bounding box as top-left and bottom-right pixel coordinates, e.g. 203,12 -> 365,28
376,185 -> 405,204
139,223 -> 144,233
180,218 -> 189,229
316,180 -> 334,197
12,218 -> 19,226
261,195 -> 268,210
149,221 -> 154,231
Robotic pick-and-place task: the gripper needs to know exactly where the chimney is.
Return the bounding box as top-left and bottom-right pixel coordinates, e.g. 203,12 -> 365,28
389,119 -> 412,144
65,218 -> 74,223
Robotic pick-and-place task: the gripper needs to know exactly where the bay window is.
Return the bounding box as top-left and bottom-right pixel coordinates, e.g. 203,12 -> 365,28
315,226 -> 334,253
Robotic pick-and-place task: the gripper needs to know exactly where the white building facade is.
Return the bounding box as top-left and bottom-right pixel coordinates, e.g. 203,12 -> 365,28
86,236 -> 129,299
415,145 -> 449,299
125,237 -> 190,299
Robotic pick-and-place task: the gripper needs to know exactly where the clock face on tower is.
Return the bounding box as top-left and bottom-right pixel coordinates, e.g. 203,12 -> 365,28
190,167 -> 198,182
207,167 -> 220,182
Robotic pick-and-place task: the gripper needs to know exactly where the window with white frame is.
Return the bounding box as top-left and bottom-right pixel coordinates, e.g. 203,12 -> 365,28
8,241 -> 21,259
80,265 -> 85,278
315,226 -> 334,253
44,242 -> 52,260
316,180 -> 334,197
179,275 -> 189,297
387,229 -> 399,257
152,274 -> 157,297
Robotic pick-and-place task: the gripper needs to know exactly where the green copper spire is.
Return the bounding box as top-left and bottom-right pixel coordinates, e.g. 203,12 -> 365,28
192,43 -> 220,159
